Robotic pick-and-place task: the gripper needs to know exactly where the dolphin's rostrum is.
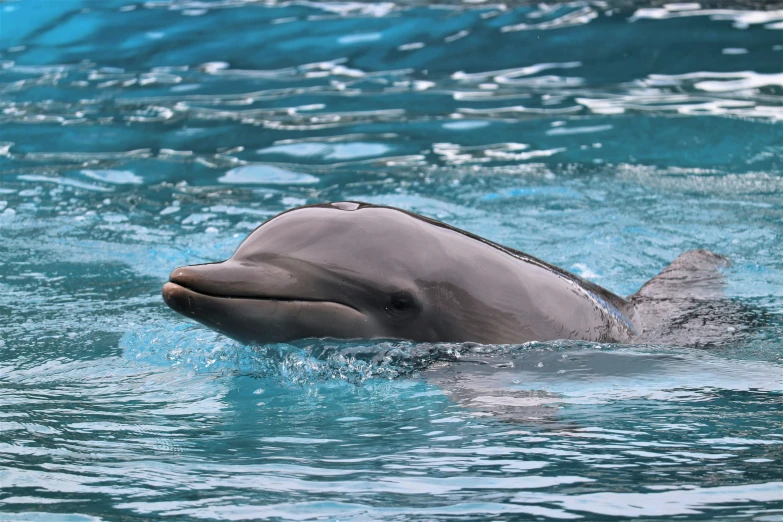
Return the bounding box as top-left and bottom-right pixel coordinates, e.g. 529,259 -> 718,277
162,201 -> 734,346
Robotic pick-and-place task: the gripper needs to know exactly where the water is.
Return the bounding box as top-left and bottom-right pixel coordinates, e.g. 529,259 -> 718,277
1,0 -> 782,520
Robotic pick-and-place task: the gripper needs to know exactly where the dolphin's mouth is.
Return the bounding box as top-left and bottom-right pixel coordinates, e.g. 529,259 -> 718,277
162,281 -> 360,312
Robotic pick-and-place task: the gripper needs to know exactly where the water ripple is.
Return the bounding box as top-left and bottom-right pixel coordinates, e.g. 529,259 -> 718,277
2,1 -> 782,520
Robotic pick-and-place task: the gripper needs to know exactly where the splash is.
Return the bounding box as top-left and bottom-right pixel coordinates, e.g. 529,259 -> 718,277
120,322 -> 615,385
120,323 -> 455,384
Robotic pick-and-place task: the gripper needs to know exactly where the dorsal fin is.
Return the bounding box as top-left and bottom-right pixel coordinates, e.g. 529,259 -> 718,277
633,249 -> 730,301
629,250 -> 739,346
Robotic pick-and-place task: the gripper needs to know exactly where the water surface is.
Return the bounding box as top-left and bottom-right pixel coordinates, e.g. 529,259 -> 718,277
1,1 -> 782,520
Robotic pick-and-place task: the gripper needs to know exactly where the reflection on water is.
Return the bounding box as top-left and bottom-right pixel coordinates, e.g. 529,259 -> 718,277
1,0 -> 782,520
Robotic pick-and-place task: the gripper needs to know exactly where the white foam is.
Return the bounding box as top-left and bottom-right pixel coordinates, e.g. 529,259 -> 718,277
453,62 -> 582,82
665,3 -> 701,11
101,213 -> 129,223
181,213 -> 216,225
444,30 -> 469,43
693,72 -> 783,92
338,33 -> 382,45
208,205 -> 274,217
80,170 -> 143,184
170,84 -> 200,92
17,175 -> 113,192
546,124 -> 613,136
259,436 -> 341,444
630,7 -> 783,26
502,6 -> 597,31
443,121 -> 490,131
514,482 -> 783,517
257,142 -> 391,161
325,142 -> 390,160
201,61 -> 229,74
258,142 -> 328,157
281,197 -> 307,207
218,165 -> 318,185
572,263 -> 602,279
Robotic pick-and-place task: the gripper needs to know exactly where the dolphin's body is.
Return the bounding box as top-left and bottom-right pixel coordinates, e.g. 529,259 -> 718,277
163,201 -> 736,347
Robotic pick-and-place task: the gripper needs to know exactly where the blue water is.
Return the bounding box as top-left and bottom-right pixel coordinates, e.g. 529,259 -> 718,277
1,1 -> 782,520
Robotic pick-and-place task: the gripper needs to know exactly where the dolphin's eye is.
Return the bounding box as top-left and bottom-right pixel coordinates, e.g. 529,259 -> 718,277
387,291 -> 417,317
391,299 -> 409,311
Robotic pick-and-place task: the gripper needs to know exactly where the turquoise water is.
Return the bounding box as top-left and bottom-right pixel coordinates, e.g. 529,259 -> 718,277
1,0 -> 783,520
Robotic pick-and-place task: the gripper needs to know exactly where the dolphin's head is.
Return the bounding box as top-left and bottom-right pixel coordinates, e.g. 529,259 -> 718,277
163,201 -> 516,344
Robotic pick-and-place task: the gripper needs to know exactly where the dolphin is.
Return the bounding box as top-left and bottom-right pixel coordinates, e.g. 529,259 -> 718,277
162,201 -> 738,347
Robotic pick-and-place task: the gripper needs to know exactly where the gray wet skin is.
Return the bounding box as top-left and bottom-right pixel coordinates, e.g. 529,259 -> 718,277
162,201 -> 731,346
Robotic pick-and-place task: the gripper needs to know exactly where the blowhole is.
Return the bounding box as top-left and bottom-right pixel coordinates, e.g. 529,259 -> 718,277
330,201 -> 362,211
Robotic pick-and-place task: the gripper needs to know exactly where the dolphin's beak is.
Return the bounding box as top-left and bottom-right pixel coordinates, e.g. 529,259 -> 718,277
162,264 -> 212,318
161,281 -> 193,316
161,261 -> 370,344
162,262 -> 241,317
167,263 -> 236,295
164,261 -> 292,298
